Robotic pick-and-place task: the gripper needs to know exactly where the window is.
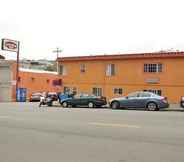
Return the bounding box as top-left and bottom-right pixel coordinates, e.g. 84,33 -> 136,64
58,65 -> 67,75
92,88 -> 102,96
52,79 -> 62,86
113,88 -> 123,95
64,87 -> 70,93
144,63 -> 162,73
80,64 -> 86,73
143,89 -> 162,96
72,87 -> 77,95
106,64 -> 115,76
139,92 -> 151,97
18,77 -> 21,82
63,87 -> 77,94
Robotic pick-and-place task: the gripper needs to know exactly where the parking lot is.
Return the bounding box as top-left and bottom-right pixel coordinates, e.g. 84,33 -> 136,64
0,102 -> 184,162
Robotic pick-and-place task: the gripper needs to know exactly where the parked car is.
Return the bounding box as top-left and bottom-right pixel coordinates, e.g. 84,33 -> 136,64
180,96 -> 184,108
60,93 -> 107,108
47,92 -> 58,101
29,92 -> 43,102
109,91 -> 169,111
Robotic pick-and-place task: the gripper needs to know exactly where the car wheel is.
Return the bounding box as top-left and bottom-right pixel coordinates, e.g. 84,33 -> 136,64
62,101 -> 68,108
47,102 -> 53,107
181,102 -> 184,108
111,101 -> 120,109
146,102 -> 158,111
88,102 -> 94,108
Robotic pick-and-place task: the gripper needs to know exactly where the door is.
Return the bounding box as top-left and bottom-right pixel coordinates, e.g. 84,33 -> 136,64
0,66 -> 12,102
122,92 -> 140,108
0,87 -> 11,102
138,92 -> 152,108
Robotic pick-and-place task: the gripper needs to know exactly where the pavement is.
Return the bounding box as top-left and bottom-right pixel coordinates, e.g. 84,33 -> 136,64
166,104 -> 183,111
0,102 -> 184,162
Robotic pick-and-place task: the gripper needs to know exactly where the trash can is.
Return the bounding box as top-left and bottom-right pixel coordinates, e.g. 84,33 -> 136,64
16,88 -> 27,102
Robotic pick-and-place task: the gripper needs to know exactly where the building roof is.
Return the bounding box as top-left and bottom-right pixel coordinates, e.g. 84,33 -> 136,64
0,55 -> 5,59
19,68 -> 58,75
57,52 -> 184,62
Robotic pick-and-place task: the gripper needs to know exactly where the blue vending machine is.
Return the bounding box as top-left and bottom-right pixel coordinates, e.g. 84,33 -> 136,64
16,88 -> 27,102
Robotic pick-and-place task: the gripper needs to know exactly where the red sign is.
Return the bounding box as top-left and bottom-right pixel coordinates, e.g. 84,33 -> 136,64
1,39 -> 19,52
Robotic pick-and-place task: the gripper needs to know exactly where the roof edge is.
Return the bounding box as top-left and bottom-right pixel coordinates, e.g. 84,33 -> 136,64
57,51 -> 184,62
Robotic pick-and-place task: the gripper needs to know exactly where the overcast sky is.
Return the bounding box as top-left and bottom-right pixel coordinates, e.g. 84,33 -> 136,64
0,0 -> 184,60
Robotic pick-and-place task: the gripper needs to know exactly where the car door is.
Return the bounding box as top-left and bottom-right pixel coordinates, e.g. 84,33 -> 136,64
138,92 -> 151,108
121,92 -> 140,108
79,95 -> 89,106
72,94 -> 81,106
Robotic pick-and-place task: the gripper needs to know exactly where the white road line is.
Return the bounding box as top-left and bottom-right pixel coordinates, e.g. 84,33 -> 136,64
89,122 -> 141,128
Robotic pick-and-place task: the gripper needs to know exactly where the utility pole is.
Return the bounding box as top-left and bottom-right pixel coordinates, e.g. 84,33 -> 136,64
53,47 -> 63,73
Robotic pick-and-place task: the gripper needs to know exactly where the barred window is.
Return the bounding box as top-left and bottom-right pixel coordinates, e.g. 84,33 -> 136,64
92,88 -> 102,96
144,63 -> 162,73
143,89 -> 162,96
113,88 -> 123,95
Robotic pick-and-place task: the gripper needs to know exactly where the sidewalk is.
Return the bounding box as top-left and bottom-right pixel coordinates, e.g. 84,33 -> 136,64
165,104 -> 184,111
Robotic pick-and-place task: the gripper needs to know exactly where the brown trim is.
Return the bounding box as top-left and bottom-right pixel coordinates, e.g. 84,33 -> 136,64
57,52 -> 184,62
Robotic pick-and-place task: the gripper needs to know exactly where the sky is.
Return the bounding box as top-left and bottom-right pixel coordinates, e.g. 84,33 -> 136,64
0,0 -> 184,60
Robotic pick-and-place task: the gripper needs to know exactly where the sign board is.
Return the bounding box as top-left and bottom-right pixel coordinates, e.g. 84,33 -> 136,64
1,39 -> 19,52
52,79 -> 62,86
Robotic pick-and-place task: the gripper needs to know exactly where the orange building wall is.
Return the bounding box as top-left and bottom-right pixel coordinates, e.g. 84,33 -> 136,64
11,62 -> 17,101
58,57 -> 184,103
18,71 -> 62,100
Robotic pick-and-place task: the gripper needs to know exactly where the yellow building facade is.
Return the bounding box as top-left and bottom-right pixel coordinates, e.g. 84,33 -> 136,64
57,52 -> 184,103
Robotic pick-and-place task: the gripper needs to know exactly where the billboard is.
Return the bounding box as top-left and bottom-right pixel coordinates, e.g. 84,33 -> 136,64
1,39 -> 19,52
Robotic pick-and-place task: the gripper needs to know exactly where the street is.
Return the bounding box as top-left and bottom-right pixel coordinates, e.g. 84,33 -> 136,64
0,102 -> 184,162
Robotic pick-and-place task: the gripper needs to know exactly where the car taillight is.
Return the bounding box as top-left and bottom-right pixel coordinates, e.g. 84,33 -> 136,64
161,97 -> 168,103
98,96 -> 106,101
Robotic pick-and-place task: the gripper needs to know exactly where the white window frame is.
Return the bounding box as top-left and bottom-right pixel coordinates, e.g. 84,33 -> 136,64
113,88 -> 123,95
59,65 -> 67,75
92,87 -> 102,96
80,64 -> 86,73
106,64 -> 115,76
144,63 -> 162,73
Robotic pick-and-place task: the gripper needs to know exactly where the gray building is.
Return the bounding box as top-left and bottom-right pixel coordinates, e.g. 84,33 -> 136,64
0,59 -> 15,102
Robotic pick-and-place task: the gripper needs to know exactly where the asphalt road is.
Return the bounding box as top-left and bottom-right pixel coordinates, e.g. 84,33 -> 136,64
0,102 -> 184,162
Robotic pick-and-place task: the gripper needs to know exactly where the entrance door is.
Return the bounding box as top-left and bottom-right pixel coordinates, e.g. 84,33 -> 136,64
0,87 -> 11,102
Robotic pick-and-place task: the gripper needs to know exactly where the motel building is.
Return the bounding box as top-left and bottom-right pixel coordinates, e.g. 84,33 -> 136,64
57,51 -> 184,104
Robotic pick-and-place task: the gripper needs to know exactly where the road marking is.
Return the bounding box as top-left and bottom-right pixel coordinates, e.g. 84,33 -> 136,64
89,122 -> 141,128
